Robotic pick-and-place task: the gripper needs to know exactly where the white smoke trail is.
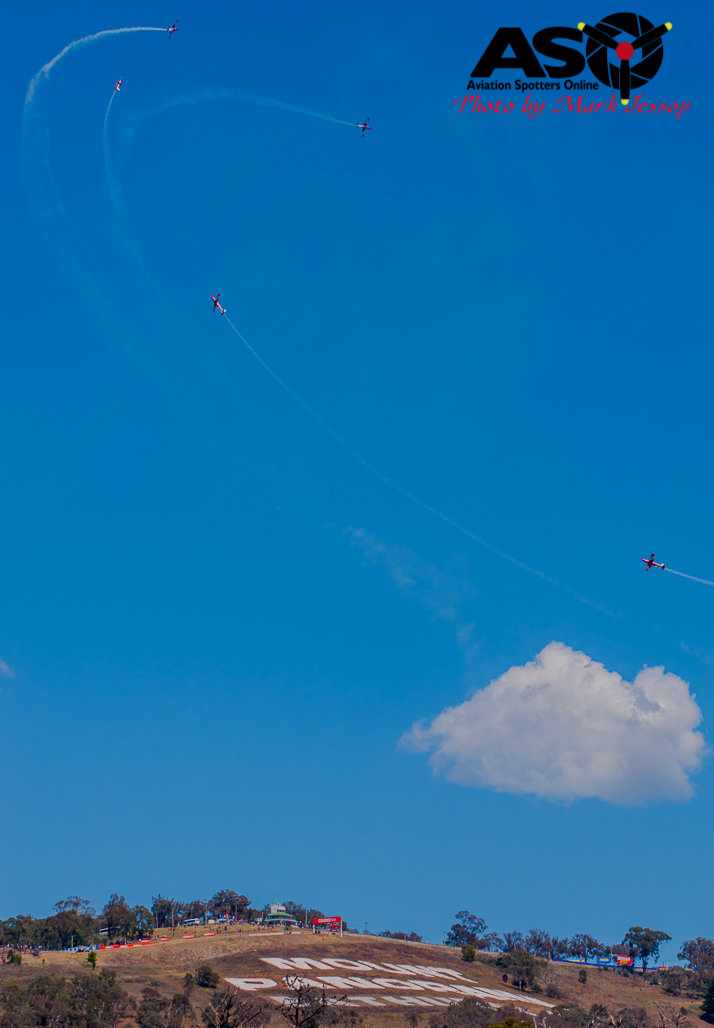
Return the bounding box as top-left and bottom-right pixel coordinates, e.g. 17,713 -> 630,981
222,316 -> 616,616
24,27 -> 165,108
104,88 -> 117,126
104,86 -> 355,279
234,90 -> 355,126
103,84 -> 156,279
665,568 -> 714,587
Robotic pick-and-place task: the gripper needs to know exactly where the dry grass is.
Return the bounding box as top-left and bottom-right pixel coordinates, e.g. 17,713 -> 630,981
0,934 -> 707,1028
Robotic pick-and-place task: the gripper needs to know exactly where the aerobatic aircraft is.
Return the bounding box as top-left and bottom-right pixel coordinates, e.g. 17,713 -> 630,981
115,79 -> 122,91
167,20 -> 179,37
357,118 -> 371,136
641,553 -> 666,570
211,294 -> 226,315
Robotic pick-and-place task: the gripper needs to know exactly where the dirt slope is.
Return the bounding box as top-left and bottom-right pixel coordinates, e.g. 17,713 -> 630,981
2,930 -> 706,1028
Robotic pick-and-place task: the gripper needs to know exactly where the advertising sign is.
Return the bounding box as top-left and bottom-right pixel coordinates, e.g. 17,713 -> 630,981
616,955 -> 634,966
312,916 -> 342,925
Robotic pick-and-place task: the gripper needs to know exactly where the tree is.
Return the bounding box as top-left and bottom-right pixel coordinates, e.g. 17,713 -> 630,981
278,977 -> 343,1028
586,1006 -> 609,1028
701,979 -> 714,1025
0,914 -> 35,948
653,1004 -> 689,1028
209,892 -> 252,921
282,903 -> 324,927
101,895 -> 140,942
427,997 -> 493,1028
657,968 -> 706,999
578,971 -> 587,985
196,966 -> 221,989
461,945 -> 476,963
54,896 -> 96,917
525,930 -> 553,959
151,895 -> 175,929
622,928 -> 672,972
138,987 -> 169,1028
203,990 -> 269,1028
446,912 -> 499,950
497,950 -> 545,991
184,900 -> 209,922
542,1004 -> 589,1028
678,939 -> 714,973
610,1008 -> 649,1028
87,951 -> 97,970
540,963 -> 563,999
488,1018 -> 533,1028
1,970 -> 136,1028
132,906 -> 155,938
501,932 -> 526,953
570,935 -> 606,962
168,995 -> 191,1028
183,975 -> 196,999
37,908 -> 95,950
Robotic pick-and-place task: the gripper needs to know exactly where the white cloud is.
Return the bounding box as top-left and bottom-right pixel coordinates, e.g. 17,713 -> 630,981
402,642 -> 708,804
0,659 -> 15,678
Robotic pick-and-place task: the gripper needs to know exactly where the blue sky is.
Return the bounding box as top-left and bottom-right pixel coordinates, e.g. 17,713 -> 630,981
1,0 -> 712,956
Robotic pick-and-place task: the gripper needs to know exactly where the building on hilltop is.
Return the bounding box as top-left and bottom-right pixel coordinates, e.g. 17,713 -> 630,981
264,903 -> 299,928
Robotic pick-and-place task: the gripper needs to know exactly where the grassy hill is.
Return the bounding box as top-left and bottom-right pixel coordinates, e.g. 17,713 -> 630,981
1,929 -> 707,1028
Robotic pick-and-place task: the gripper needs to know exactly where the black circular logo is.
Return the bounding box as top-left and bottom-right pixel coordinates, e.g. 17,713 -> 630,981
579,13 -> 671,105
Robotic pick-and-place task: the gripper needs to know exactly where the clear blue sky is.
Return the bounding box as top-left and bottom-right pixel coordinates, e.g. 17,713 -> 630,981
1,0 -> 712,957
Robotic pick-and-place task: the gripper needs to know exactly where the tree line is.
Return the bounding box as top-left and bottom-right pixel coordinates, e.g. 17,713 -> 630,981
446,912 -> 692,972
0,893 -> 326,951
446,911 -> 714,1012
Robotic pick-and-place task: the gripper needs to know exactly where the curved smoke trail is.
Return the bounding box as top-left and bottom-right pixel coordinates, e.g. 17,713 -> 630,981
665,568 -> 714,587
103,84 -> 354,278
233,90 -> 354,126
21,25 -> 614,619
222,316 -> 617,617
24,27 -> 165,108
104,89 -> 116,125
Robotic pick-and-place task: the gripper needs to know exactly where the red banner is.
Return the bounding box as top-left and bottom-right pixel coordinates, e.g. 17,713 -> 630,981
312,916 -> 342,925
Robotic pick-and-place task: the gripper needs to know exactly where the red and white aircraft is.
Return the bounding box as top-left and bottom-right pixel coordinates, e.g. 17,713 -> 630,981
641,553 -> 666,570
167,20 -> 179,38
357,118 -> 371,137
115,79 -> 122,91
211,294 -> 226,315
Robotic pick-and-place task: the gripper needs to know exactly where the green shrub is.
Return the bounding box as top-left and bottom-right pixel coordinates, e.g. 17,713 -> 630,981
701,979 -> 714,1024
196,965 -> 221,989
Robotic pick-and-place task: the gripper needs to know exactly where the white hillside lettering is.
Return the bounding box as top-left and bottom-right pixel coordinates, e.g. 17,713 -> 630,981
224,978 -> 277,991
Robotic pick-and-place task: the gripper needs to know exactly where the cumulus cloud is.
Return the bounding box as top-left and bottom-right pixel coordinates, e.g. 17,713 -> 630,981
402,642 -> 708,804
0,659 -> 15,678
